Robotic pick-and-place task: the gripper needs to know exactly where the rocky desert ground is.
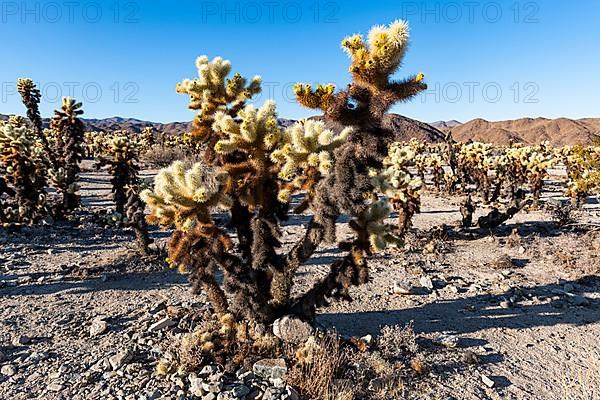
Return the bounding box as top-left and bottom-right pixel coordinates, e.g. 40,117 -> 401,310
1,161 -> 599,400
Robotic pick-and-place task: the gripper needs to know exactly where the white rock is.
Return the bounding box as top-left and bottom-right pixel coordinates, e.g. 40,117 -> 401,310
420,276 -> 434,290
47,383 -> 65,392
90,319 -> 109,337
433,334 -> 459,348
253,358 -> 287,380
481,374 -> 495,388
148,317 -> 176,332
1,364 -> 17,376
393,281 -> 413,295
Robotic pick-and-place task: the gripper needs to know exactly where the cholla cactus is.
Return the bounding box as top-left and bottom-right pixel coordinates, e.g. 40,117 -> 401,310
0,121 -> 48,225
144,20 -> 426,338
362,198 -> 402,252
139,127 -> 155,151
50,97 -> 85,212
271,120 -> 351,210
458,142 -> 494,202
294,20 -> 426,123
141,160 -> 233,314
371,143 -> 422,235
125,184 -> 153,255
425,152 -> 444,190
98,136 -> 141,215
563,145 -> 600,206
177,56 -> 262,152
142,161 -> 231,230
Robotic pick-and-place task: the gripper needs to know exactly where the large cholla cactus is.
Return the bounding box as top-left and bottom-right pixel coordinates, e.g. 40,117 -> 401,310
16,78 -> 54,159
50,97 -> 85,212
0,119 -> 48,225
144,20 -> 426,337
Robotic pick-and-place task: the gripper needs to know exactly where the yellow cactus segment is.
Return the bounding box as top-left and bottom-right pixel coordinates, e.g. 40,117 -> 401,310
213,100 -> 281,154
342,19 -> 411,86
176,55 -> 262,143
364,199 -> 401,252
140,160 -> 231,229
271,120 -> 351,202
293,83 -> 337,110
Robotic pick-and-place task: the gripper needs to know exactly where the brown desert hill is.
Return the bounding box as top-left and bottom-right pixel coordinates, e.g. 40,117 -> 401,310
448,117 -> 600,146
311,113 -> 446,143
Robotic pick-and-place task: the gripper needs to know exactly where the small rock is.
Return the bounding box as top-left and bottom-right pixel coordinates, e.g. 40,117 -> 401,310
48,383 -> 64,392
199,365 -> 219,376
1,364 -> 17,377
231,384 -> 250,397
419,276 -> 434,290
202,381 -> 222,393
90,318 -> 109,337
253,358 -> 287,380
272,316 -> 313,344
433,334 -> 459,348
360,334 -> 373,345
189,376 -> 204,396
148,317 -> 176,332
518,246 -> 526,255
393,281 -> 414,295
109,349 -> 133,370
567,294 -> 590,306
0,351 -> 5,362
462,350 -> 479,364
481,374 -> 495,388
500,300 -> 511,309
563,283 -> 575,293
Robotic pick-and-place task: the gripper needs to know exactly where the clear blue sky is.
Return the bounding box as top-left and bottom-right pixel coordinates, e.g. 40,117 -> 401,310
1,0 -> 599,123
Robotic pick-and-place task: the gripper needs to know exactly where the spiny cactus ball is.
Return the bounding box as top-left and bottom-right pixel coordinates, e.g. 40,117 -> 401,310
141,161 -> 232,230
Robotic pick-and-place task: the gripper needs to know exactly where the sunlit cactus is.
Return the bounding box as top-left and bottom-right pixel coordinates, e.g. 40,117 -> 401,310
142,20 -> 427,343
50,97 -> 85,213
177,56 -> 262,150
0,121 -> 48,225
371,143 -> 422,235
141,161 -> 231,230
563,145 -> 600,206
100,136 -> 141,214
271,120 -> 351,209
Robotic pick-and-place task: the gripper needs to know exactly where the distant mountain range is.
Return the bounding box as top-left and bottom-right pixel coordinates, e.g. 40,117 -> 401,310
438,117 -> 600,146
2,113 -> 598,146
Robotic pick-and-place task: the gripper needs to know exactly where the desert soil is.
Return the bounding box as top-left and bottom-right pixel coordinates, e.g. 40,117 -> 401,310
0,160 -> 599,400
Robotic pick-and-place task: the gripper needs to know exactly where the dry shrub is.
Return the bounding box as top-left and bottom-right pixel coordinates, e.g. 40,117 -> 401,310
546,200 -> 578,227
378,322 -> 418,361
288,333 -> 353,400
142,145 -> 187,168
339,323 -> 423,399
